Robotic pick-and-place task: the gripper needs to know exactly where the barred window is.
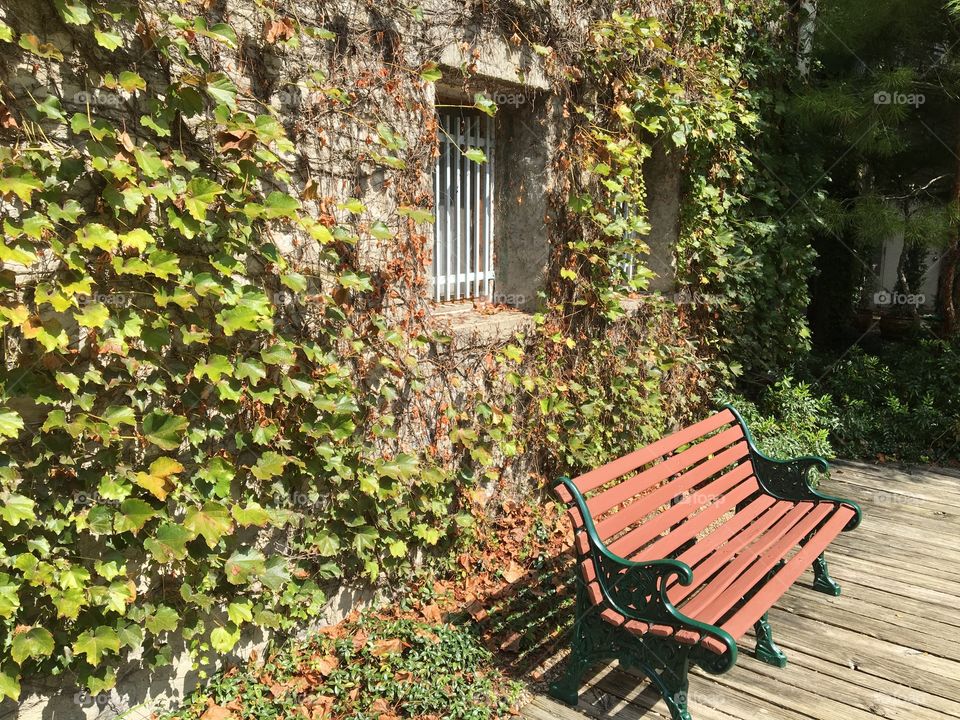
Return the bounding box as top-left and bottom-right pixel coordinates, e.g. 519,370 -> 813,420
432,110 -> 495,301
614,200 -> 641,283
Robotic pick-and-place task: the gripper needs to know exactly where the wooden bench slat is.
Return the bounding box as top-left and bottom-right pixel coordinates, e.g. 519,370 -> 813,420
628,479 -> 774,563
669,500 -> 813,607
586,425 -> 746,517
572,409 -> 737,494
719,506 -> 856,640
674,497 -> 795,571
684,504 -> 837,623
605,462 -> 756,557
594,441 -> 751,542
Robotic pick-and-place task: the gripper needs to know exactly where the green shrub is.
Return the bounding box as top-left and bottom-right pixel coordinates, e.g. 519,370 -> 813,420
164,615 -> 522,720
817,340 -> 960,462
718,377 -> 837,459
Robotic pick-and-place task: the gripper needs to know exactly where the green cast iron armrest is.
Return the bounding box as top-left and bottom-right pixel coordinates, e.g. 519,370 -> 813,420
722,404 -> 862,531
555,476 -> 739,674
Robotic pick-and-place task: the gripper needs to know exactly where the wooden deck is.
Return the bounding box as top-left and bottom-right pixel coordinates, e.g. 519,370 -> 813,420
522,460 -> 960,720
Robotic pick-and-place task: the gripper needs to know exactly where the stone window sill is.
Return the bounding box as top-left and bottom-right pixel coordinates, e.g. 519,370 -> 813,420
429,301 -> 533,343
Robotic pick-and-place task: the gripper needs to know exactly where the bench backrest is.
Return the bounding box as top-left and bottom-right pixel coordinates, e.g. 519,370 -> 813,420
556,408 -> 762,570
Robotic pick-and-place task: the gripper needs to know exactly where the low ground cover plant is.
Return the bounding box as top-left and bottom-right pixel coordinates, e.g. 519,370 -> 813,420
164,614 -> 523,720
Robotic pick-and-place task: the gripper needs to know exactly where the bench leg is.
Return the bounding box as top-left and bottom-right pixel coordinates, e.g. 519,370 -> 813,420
620,638 -> 694,720
754,613 -> 787,667
550,580 -> 609,706
813,552 -> 841,596
658,654 -> 693,720
549,649 -> 591,706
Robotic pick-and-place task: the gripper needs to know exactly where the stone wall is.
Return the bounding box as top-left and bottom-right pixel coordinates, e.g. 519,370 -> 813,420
0,1 -> 686,717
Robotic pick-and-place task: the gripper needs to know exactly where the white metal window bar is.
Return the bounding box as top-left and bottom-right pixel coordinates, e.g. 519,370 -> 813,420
615,200 -> 639,281
432,111 -> 495,301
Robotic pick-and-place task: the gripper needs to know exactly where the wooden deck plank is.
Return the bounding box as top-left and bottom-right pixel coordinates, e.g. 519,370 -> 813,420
784,646 -> 960,719
834,461 -> 960,493
832,466 -> 960,509
824,574 -> 960,630
731,649 -> 957,720
522,461 -> 960,720
823,556 -> 960,610
606,667 -> 808,720
765,607 -> 960,700
825,552 -> 960,601
773,581 -> 960,661
829,533 -> 960,582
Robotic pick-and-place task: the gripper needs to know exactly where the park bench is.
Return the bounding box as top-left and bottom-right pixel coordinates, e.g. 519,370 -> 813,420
550,404 -> 862,720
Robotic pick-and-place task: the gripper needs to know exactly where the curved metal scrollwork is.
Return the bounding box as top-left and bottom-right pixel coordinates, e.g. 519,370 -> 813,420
550,476 -> 738,718
722,404 -> 862,531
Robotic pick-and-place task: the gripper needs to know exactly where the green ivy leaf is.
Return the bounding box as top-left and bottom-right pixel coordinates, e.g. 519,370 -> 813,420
76,223 -> 119,251
0,495 -> 35,527
17,34 -> 64,61
338,271 -> 373,292
73,626 -> 120,666
420,63 -> 442,82
251,451 -> 288,481
351,525 -> 378,555
145,605 -> 179,634
88,580 -> 135,614
143,523 -> 192,563
397,205 -> 435,224
205,23 -> 238,48
117,622 -> 144,651
0,172 -> 44,203
184,178 -> 224,221
194,354 -> 233,382
262,191 -> 300,219
55,0 -> 91,25
463,147 -> 487,164
369,221 -> 393,240
94,28 -> 123,51
74,302 -> 110,329
141,412 -> 188,451
226,601 -> 253,625
85,505 -> 115,535
473,94 -> 497,116
199,457 -> 235,498
117,71 -> 146,93
0,666 -> 20,701
216,301 -> 273,336
11,627 -> 54,665
313,532 -> 340,557
231,502 -> 271,527
375,453 -> 419,481
210,624 -> 240,653
0,574 -> 20,618
183,502 -> 233,548
103,406 -> 137,427
0,410 -> 24,439
339,198 -> 365,214
259,557 -> 291,592
224,549 -> 265,585
132,456 -> 183,500
49,587 -> 85,620
205,73 -> 238,108
115,499 -> 157,535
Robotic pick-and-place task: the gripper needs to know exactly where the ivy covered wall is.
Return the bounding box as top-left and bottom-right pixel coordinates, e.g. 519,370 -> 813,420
0,0 -> 813,714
